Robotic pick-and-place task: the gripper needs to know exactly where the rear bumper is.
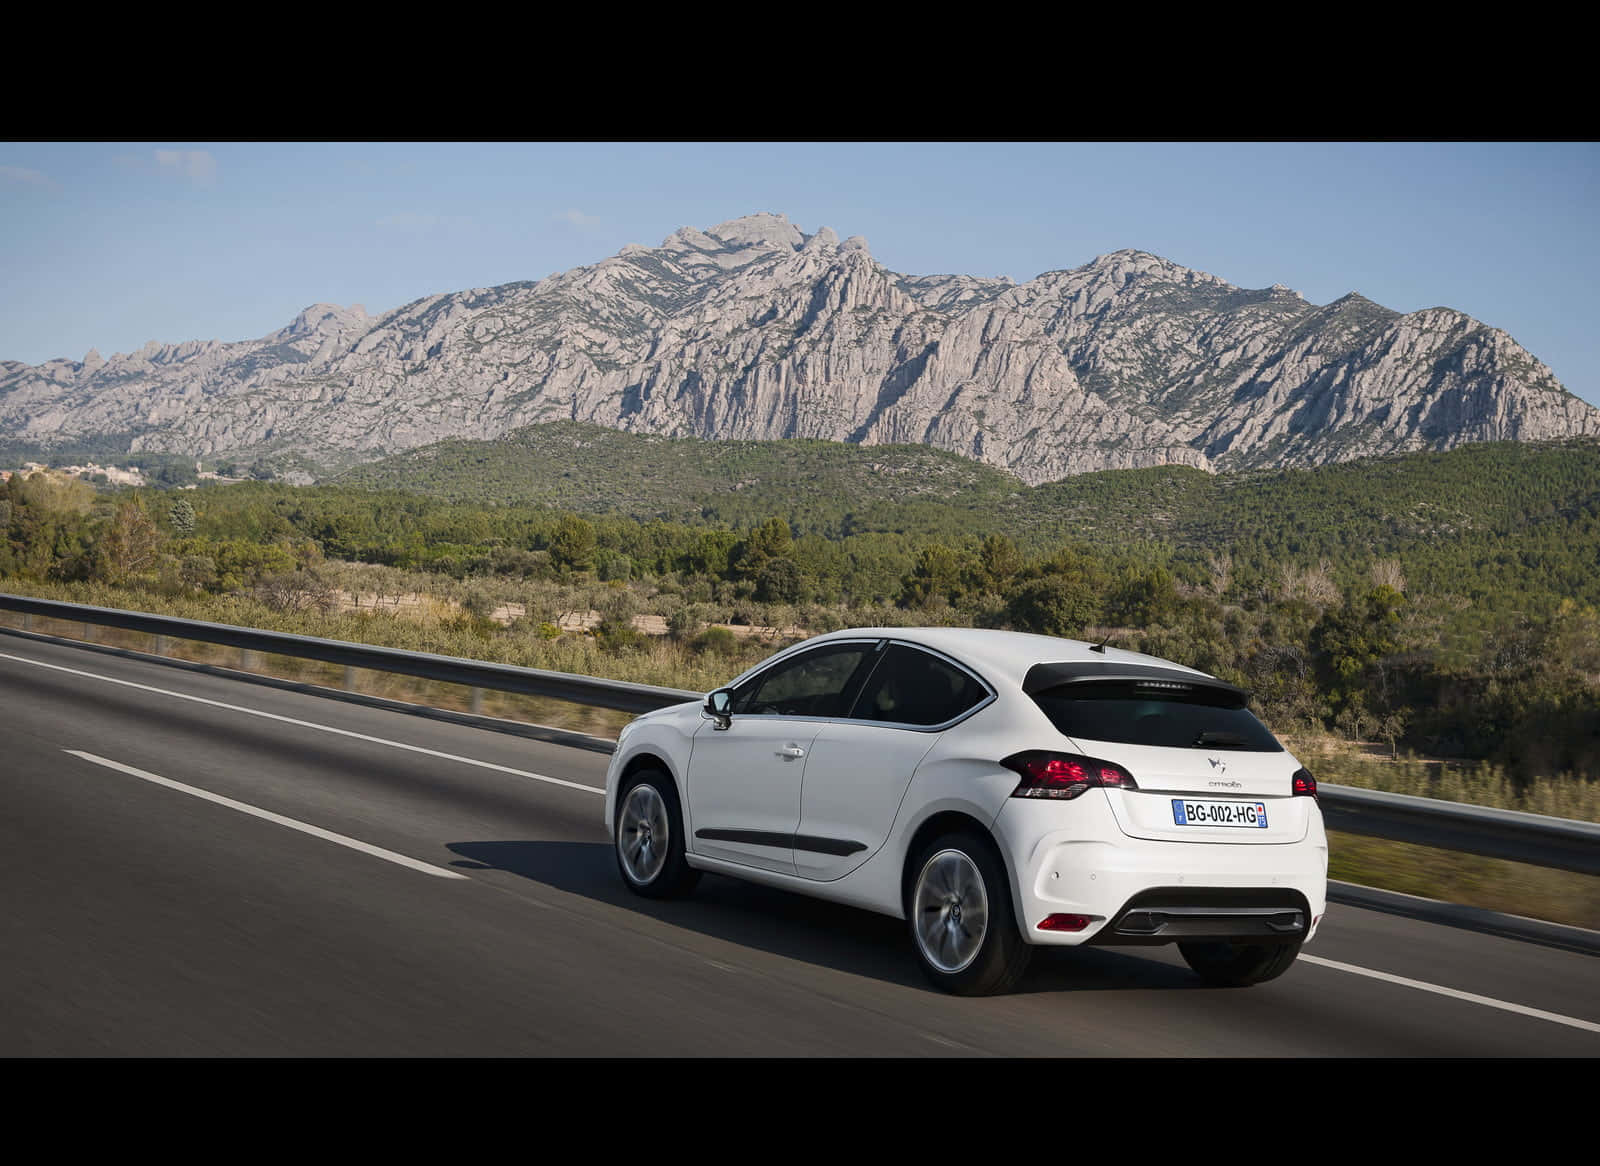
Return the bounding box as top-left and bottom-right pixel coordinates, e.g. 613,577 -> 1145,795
1087,886 -> 1311,946
993,792 -> 1329,948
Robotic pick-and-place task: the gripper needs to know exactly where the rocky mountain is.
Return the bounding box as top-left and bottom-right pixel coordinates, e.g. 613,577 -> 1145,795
4,212 -> 1596,484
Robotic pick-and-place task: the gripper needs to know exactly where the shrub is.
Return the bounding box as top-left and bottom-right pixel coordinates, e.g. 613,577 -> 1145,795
179,554 -> 218,593
1005,575 -> 1100,638
255,567 -> 337,614
596,549 -> 634,581
460,587 -> 496,620
595,619 -> 646,652
754,557 -> 804,603
693,626 -> 740,657
668,606 -> 703,641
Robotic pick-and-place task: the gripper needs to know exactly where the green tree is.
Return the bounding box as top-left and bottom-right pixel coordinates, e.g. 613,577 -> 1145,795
685,529 -> 740,578
0,473 -> 96,580
169,497 -> 197,535
178,554 -> 218,592
1313,585 -> 1405,686
975,534 -> 1022,592
1108,565 -> 1180,628
548,514 -> 596,572
733,517 -> 793,578
1005,575 -> 1100,637
754,556 -> 804,603
595,548 -> 634,581
899,543 -> 969,609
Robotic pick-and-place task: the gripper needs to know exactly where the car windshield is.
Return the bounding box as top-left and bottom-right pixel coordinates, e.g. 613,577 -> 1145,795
1029,679 -> 1283,753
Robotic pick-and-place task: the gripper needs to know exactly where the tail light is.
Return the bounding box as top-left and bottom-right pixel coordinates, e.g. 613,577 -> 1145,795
1001,751 -> 1137,800
1292,767 -> 1318,798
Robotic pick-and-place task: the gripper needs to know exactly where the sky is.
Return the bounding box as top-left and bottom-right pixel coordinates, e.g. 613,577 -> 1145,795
2,141 -> 1597,406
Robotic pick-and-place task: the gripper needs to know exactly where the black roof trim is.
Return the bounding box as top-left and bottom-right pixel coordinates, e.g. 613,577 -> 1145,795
1021,661 -> 1251,702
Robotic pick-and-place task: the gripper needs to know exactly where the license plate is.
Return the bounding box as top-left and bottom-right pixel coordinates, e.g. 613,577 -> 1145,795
1171,799 -> 1269,828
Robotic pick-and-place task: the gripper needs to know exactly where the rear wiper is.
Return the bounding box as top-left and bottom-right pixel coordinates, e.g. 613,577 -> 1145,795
1192,731 -> 1250,749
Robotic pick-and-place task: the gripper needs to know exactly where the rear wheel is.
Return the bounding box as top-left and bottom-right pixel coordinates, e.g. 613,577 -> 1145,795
1179,939 -> 1302,987
908,833 -> 1031,996
615,770 -> 700,899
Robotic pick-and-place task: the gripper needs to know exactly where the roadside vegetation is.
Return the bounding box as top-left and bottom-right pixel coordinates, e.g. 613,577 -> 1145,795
3,430 -> 1597,927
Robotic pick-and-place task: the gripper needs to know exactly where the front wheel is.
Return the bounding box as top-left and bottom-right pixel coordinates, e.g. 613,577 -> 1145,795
615,771 -> 700,899
907,833 -> 1031,996
1179,940 -> 1302,987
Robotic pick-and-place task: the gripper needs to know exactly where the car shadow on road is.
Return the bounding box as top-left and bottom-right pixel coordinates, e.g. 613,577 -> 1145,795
446,840 -> 1206,996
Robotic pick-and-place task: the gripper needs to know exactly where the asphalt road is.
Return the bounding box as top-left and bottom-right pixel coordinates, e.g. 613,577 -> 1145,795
2,631 -> 1595,1057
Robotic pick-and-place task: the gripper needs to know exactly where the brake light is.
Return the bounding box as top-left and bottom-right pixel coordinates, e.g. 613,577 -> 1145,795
1292,767 -> 1318,798
1001,751 -> 1137,800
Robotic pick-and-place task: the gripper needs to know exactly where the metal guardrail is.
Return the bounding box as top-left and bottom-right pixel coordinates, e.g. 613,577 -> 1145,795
1318,785 -> 1600,878
2,592 -> 1597,877
0,593 -> 699,715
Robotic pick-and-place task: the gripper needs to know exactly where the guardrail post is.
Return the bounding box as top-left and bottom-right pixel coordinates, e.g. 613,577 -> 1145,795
21,612 -> 31,631
153,634 -> 167,655
240,647 -> 257,670
344,665 -> 357,691
82,622 -> 94,642
470,686 -> 484,715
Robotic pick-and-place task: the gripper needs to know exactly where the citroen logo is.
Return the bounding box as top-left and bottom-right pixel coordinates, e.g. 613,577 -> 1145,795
1209,757 -> 1227,774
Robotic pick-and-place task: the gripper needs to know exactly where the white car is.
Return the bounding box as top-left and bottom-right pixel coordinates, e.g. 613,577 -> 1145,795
603,628 -> 1328,995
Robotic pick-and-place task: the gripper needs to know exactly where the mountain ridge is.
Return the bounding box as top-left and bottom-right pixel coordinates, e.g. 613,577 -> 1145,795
3,212 -> 1594,483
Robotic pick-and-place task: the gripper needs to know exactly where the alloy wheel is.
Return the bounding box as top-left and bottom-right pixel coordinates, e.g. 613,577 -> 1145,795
912,848 -> 990,973
618,783 -> 670,885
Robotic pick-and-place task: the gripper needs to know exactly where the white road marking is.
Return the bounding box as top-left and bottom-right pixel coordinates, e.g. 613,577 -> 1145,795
14,650 -> 1598,1038
65,750 -> 469,879
1299,954 -> 1600,1035
0,648 -> 606,796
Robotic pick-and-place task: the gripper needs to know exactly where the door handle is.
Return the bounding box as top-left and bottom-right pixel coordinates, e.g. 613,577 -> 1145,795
776,744 -> 806,759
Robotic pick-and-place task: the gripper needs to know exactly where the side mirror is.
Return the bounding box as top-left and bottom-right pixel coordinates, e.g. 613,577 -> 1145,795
705,688 -> 733,730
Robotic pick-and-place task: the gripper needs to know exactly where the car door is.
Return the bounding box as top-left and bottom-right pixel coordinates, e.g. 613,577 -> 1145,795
685,640 -> 879,875
794,642 -> 995,881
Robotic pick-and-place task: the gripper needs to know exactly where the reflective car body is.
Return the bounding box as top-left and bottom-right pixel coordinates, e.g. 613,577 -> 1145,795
603,627 -> 1329,989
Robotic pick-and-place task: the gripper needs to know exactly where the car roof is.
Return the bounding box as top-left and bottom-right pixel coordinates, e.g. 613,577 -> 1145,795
805,626 -> 1215,691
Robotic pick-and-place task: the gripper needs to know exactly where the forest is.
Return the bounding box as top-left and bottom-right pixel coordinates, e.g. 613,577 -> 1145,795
3,428 -> 1598,790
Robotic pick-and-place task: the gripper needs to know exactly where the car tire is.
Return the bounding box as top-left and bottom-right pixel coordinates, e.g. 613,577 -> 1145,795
1178,939 -> 1302,987
614,769 -> 700,899
907,832 -> 1032,996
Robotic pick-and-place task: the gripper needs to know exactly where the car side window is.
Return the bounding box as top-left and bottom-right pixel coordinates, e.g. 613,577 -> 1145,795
729,643 -> 874,718
848,643 -> 990,727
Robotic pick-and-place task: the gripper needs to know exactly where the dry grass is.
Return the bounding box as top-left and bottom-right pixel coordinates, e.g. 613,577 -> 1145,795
0,609 -> 647,739
1327,832 -> 1599,932
1282,732 -> 1598,931
0,578 -> 789,693
1282,732 -> 1600,823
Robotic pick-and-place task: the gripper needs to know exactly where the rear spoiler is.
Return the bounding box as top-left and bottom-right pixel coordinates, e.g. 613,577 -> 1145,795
1021,661 -> 1251,704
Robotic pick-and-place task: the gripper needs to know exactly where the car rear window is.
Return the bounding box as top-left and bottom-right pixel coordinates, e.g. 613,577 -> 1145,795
1030,679 -> 1283,752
